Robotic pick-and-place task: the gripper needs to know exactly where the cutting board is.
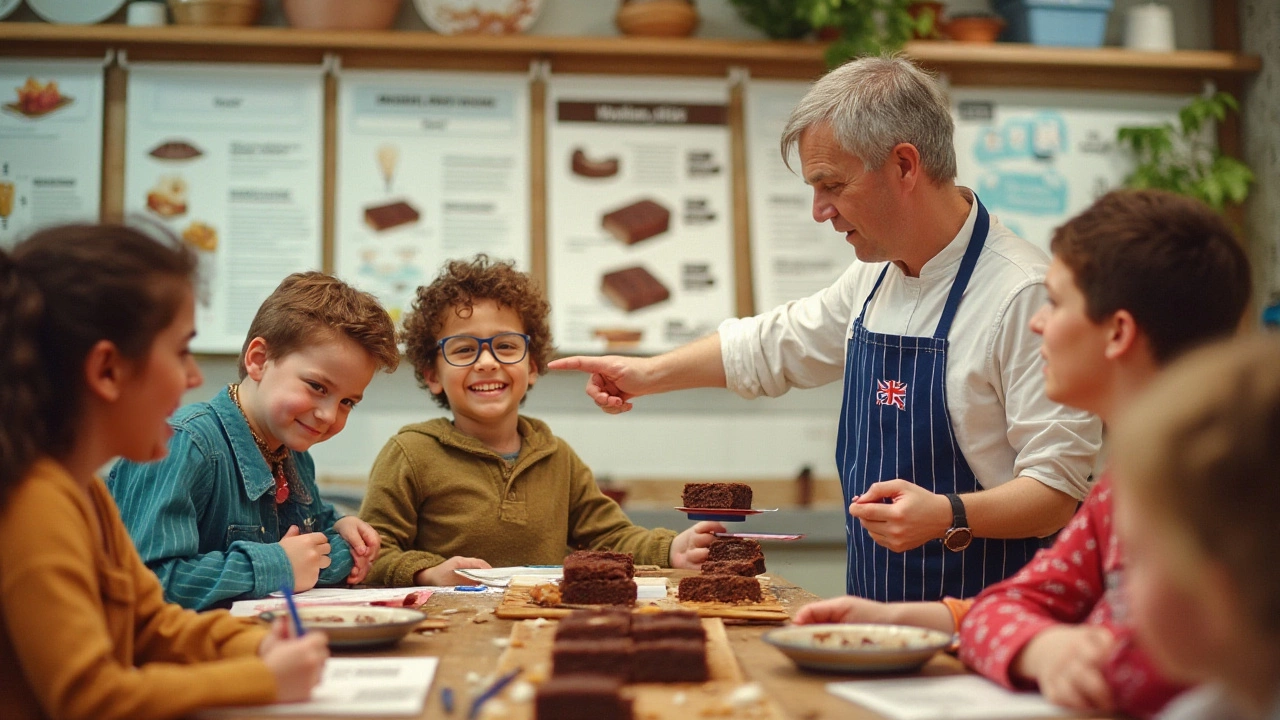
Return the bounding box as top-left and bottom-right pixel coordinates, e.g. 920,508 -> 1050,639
483,617 -> 787,720
494,576 -> 789,622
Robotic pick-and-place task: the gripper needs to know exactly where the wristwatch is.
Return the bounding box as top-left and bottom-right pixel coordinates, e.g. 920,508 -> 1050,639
943,493 -> 973,552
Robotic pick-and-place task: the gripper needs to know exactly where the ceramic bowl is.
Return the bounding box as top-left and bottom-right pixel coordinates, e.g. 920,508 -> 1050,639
616,0 -> 699,37
282,0 -> 403,30
259,605 -> 427,649
763,623 -> 952,673
168,0 -> 261,26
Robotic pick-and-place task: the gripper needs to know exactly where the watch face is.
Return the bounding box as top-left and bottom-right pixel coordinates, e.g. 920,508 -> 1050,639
944,527 -> 973,552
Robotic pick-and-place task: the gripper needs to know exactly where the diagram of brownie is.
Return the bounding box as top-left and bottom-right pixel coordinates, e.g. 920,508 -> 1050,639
363,200 -> 420,232
593,327 -> 643,349
601,199 -> 670,245
146,175 -> 188,218
149,140 -> 203,161
570,148 -> 620,178
601,266 -> 670,313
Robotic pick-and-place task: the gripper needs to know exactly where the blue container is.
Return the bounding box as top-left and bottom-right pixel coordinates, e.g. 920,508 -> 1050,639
995,0 -> 1114,47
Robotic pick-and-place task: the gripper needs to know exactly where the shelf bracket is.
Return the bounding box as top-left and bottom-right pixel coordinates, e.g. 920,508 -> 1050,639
324,52 -> 342,77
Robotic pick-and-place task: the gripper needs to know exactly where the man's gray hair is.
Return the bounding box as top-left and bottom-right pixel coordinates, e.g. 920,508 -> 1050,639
781,56 -> 956,182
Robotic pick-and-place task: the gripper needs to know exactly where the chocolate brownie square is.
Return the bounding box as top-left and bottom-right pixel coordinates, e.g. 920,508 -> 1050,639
555,609 -> 632,640
600,266 -> 670,313
552,637 -> 634,679
706,537 -> 763,563
363,200 -> 420,232
630,613 -> 706,642
678,574 -> 762,604
601,199 -> 670,244
561,578 -> 637,607
631,639 -> 709,683
564,550 -> 635,579
681,482 -> 753,509
535,675 -> 633,720
701,559 -> 765,577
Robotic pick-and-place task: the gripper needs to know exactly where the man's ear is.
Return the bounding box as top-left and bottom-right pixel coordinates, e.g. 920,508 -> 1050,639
83,339 -> 126,403
1103,309 -> 1142,361
889,142 -> 922,191
242,337 -> 270,382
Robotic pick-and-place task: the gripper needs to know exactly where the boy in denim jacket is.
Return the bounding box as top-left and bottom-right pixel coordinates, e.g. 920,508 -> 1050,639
109,272 -> 399,610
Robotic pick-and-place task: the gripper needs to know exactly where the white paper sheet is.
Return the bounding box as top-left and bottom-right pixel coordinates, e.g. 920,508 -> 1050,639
229,586 -> 435,617
0,58 -> 104,247
827,675 -> 1075,720
333,70 -> 531,325
546,74 -> 736,355
455,566 -> 563,587
200,657 -> 439,717
124,62 -> 325,353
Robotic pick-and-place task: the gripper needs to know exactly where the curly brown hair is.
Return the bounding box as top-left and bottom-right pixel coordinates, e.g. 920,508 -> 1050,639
237,271 -> 399,380
402,255 -> 552,409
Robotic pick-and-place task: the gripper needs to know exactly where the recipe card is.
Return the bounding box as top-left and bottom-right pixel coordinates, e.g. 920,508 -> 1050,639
828,675 -> 1075,720
125,62 -> 325,354
334,69 -> 531,325
546,73 -> 736,355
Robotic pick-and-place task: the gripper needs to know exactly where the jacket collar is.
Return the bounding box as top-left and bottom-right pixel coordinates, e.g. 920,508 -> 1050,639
209,387 -> 312,504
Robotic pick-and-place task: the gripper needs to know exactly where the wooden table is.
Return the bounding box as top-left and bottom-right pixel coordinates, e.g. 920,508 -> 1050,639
221,572 -> 969,720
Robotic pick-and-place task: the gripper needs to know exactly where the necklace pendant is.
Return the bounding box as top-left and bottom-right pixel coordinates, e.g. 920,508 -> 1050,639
273,468 -> 290,505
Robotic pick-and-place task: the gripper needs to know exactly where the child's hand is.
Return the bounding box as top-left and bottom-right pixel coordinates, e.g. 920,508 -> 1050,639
1016,625 -> 1117,713
669,521 -> 727,569
413,556 -> 492,586
333,516 -> 381,585
259,617 -> 329,703
279,525 -> 332,592
795,597 -> 956,633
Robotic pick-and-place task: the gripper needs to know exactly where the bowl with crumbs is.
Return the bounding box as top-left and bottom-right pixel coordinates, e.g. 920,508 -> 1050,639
762,624 -> 952,673
259,605 -> 426,649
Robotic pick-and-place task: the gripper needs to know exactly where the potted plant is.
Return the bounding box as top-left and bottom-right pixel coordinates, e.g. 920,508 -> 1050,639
726,0 -> 814,39
1116,92 -> 1254,213
800,0 -> 918,68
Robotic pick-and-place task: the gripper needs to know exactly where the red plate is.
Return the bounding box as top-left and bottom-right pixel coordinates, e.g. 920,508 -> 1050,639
675,507 -> 777,522
713,532 -> 806,541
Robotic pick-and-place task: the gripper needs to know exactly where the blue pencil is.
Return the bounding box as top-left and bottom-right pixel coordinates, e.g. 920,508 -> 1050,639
280,584 -> 306,637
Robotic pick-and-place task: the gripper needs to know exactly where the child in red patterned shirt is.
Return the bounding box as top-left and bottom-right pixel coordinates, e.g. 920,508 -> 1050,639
956,190 -> 1251,718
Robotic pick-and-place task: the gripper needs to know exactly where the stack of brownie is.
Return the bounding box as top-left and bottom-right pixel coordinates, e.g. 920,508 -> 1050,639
560,550 -> 637,607
678,537 -> 767,604
535,609 -> 709,720
681,482 -> 753,510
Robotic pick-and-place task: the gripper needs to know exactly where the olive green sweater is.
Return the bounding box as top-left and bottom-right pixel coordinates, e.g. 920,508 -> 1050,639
361,416 -> 676,587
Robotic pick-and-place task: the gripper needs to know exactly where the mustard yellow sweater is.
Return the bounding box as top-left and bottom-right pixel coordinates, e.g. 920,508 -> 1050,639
0,460 -> 275,720
361,416 -> 677,587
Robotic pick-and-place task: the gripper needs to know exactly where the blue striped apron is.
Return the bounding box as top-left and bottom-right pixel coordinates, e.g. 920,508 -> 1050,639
836,199 -> 1040,601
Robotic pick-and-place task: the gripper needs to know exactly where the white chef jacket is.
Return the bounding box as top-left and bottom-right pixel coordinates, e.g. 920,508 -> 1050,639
719,191 -> 1100,501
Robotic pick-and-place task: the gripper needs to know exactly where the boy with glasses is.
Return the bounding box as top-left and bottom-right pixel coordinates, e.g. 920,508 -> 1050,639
360,255 -> 723,587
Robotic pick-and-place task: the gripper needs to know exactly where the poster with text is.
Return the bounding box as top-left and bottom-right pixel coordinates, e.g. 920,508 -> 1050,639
952,88 -> 1189,253
547,74 -> 735,355
125,63 -> 324,354
334,70 -> 530,325
0,58 -> 104,248
744,79 -> 856,314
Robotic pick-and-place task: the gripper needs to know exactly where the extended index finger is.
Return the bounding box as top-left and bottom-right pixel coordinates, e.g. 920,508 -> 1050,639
548,355 -> 609,373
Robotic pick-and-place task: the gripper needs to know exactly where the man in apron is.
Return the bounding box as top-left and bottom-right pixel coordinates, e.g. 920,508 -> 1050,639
549,56 -> 1101,601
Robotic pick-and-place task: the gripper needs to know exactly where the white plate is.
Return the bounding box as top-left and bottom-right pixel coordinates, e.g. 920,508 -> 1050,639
28,0 -> 126,24
414,0 -> 543,35
763,624 -> 952,674
258,605 -> 427,649
0,0 -> 22,22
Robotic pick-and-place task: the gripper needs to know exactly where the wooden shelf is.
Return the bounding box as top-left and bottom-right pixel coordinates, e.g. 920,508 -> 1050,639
0,23 -> 1262,91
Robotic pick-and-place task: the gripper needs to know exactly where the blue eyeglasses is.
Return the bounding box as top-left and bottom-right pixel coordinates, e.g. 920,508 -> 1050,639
437,333 -> 531,367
